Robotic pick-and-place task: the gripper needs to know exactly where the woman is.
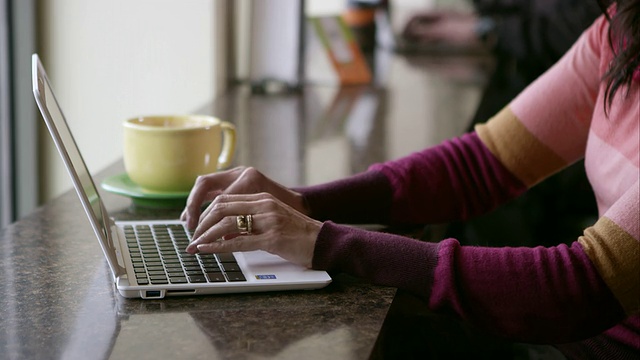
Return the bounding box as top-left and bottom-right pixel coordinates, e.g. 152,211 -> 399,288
182,0 -> 639,358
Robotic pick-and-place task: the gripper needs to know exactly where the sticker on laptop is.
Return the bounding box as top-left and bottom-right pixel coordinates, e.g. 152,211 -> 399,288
255,275 -> 277,280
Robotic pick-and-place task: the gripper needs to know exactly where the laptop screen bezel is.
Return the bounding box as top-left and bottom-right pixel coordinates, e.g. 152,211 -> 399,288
31,53 -> 124,279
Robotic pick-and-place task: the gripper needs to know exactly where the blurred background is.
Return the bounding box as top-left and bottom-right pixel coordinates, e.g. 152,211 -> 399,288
2,0 -> 225,228
0,0 -> 597,245
1,0 -> 465,227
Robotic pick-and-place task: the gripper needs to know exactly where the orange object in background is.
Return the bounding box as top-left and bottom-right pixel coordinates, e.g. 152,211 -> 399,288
309,16 -> 372,85
342,0 -> 383,53
342,6 -> 376,27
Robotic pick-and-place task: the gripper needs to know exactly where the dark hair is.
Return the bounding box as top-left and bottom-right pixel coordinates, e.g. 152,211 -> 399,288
598,0 -> 640,111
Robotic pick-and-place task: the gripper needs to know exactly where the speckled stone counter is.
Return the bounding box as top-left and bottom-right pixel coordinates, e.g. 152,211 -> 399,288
0,49 -> 488,359
0,182 -> 395,359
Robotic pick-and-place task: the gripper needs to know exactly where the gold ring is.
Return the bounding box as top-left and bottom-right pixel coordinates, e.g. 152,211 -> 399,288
236,215 -> 248,233
246,214 -> 253,234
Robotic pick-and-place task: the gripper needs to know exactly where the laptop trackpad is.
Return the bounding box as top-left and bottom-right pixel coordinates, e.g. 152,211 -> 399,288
237,251 -> 329,282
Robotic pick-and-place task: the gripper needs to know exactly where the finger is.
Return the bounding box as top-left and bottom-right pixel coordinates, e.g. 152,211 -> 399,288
188,167 -> 263,228
185,215 -> 239,253
183,167 -> 244,228
195,233 -> 268,254
186,210 -> 267,254
180,192 -> 215,222
187,197 -> 272,252
194,193 -> 272,239
197,192 -> 267,229
184,190 -> 221,229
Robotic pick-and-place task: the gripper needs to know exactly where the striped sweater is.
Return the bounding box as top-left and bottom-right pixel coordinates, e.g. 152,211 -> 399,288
300,15 -> 639,358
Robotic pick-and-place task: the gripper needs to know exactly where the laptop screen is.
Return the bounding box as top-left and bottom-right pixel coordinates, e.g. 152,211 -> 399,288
32,55 -> 109,246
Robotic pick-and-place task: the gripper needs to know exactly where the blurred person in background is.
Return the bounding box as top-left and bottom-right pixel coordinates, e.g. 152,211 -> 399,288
404,0 -> 604,249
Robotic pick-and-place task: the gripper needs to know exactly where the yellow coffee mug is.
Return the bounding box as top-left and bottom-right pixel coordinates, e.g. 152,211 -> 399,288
123,115 -> 236,192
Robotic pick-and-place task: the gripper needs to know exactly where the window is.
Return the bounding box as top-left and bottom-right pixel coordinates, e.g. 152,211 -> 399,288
0,0 -> 38,228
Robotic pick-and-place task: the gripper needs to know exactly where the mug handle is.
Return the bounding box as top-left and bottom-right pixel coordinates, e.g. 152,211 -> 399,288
217,121 -> 236,169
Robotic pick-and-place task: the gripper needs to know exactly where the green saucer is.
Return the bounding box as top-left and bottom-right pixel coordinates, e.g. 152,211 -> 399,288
101,173 -> 190,209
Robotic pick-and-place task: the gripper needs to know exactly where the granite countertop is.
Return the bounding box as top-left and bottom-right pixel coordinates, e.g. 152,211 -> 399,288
0,168 -> 396,359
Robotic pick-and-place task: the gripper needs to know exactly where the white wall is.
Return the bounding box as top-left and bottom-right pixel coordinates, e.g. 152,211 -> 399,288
38,0 -> 223,201
305,0 -> 344,16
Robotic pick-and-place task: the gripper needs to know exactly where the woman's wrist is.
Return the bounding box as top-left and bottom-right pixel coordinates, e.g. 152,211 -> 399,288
292,190 -> 311,216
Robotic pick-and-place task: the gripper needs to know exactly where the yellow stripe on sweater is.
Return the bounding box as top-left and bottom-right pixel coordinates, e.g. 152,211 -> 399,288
475,107 -> 567,188
579,217 -> 640,315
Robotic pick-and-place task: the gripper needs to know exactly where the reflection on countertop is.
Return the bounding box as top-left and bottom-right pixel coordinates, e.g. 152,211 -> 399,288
195,48 -> 490,188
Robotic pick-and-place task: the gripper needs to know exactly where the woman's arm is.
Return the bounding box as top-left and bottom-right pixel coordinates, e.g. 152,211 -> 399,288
312,182 -> 638,343
311,222 -> 630,344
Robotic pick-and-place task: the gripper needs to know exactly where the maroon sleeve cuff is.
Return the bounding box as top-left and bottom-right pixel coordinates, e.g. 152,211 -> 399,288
312,221 -> 440,299
295,171 -> 393,224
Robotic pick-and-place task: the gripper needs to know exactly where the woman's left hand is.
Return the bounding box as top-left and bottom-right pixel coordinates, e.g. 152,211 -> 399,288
185,192 -> 322,268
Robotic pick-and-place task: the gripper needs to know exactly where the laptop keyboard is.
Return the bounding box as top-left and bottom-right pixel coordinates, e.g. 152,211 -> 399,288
123,224 -> 247,285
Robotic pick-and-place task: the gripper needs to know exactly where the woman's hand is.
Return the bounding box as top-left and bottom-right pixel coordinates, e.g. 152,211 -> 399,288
181,167 -> 308,230
184,192 -> 322,268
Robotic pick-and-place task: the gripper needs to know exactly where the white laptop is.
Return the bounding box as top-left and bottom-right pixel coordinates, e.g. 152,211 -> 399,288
31,54 -> 331,299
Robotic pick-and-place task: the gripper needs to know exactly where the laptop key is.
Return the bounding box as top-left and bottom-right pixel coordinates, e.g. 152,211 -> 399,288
147,270 -> 167,277
222,263 -> 241,272
203,266 -> 222,273
169,277 -> 188,284
188,275 -> 207,283
217,253 -> 236,263
185,270 -> 204,277
226,272 -> 246,282
206,273 -> 226,282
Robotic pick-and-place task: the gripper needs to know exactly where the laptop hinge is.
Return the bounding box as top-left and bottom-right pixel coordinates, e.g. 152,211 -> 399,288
103,210 -> 127,280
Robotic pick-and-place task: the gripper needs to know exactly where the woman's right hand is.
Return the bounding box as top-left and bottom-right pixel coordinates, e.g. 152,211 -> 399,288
180,167 -> 308,230
184,192 -> 322,268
